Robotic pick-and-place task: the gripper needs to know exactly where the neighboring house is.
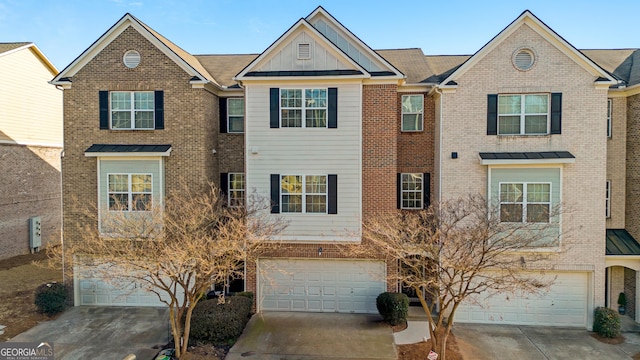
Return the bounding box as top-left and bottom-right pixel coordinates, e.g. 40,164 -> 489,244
51,7 -> 640,329
0,42 -> 62,260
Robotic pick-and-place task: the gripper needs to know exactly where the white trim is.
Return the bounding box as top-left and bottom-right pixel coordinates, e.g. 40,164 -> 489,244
280,174 -> 328,214
401,94 -> 424,132
227,98 -> 245,133
480,157 -> 575,165
497,94 -> 549,135
607,98 -> 612,138
399,173 -> 424,209
438,11 -> 616,87
269,235 -> 360,242
106,172 -> 153,212
0,43 -> 58,75
279,88 -> 328,128
85,149 -> 172,157
51,15 -> 213,86
498,181 -> 552,223
110,91 -> 155,130
235,18 -> 370,80
605,180 -> 611,218
228,172 -> 245,207
305,7 -> 404,78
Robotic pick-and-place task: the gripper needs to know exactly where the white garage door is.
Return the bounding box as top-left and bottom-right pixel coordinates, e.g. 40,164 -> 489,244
76,265 -> 173,307
455,272 -> 589,327
259,259 -> 386,313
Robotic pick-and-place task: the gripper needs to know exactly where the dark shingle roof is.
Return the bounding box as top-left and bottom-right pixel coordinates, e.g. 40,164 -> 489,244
479,151 -> 575,160
85,144 -> 171,153
606,229 -> 640,255
0,42 -> 31,55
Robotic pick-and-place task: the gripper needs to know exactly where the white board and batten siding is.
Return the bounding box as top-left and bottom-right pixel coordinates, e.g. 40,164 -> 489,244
455,272 -> 589,327
259,259 -> 385,313
245,83 -> 362,240
257,29 -> 353,72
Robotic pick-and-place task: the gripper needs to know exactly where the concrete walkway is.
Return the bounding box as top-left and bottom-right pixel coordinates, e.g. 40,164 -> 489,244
9,307 -> 169,360
226,312 -> 397,360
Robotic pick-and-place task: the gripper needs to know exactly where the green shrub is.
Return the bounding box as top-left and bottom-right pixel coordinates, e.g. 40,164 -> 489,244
376,292 -> 409,326
593,306 -> 620,338
236,291 -> 254,302
189,295 -> 253,345
34,282 -> 67,315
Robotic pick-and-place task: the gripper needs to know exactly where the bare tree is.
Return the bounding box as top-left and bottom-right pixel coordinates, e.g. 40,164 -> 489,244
50,182 -> 285,358
359,194 -> 562,360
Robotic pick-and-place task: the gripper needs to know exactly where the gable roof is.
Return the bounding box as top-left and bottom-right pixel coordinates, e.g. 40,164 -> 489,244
236,6 -> 403,81
439,10 -> 616,88
376,48 -> 434,84
0,42 -> 58,75
582,49 -> 640,87
51,13 -> 219,87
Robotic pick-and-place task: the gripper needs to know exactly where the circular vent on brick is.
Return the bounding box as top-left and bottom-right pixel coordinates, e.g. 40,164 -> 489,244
513,48 -> 535,71
123,50 -> 141,68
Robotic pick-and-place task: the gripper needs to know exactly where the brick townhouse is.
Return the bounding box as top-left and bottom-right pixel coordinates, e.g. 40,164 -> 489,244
51,7 -> 640,329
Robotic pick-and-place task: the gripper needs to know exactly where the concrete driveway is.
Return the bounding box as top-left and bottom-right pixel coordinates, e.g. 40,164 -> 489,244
226,312 -> 397,360
9,307 -> 169,360
454,324 -> 640,360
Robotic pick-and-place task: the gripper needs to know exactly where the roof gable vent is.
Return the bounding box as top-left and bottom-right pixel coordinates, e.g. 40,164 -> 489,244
297,43 -> 311,60
123,50 -> 141,68
513,48 -> 535,71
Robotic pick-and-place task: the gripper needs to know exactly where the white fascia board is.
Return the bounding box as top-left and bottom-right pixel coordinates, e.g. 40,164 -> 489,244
84,150 -> 172,158
52,15 -> 208,85
235,18 -> 368,81
439,11 -> 615,86
480,157 -> 575,165
305,7 -> 404,78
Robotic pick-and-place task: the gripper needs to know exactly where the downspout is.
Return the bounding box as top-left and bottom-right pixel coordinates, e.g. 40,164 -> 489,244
434,86 -> 444,315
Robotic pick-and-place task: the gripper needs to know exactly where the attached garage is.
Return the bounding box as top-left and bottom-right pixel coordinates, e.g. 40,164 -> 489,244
75,264 -> 176,307
259,259 -> 386,313
455,272 -> 589,327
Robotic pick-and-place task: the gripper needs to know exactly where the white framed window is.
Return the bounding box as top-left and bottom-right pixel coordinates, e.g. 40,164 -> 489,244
280,175 -> 327,213
401,95 -> 424,131
280,89 -> 327,128
499,182 -> 551,223
607,99 -> 612,138
228,98 -> 244,133
606,180 -> 611,218
401,173 -> 423,209
107,173 -> 152,211
228,173 -> 245,207
111,91 -> 155,129
498,94 -> 549,135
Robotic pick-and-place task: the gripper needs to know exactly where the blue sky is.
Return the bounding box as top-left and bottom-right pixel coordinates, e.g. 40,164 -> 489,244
1,0 -> 639,70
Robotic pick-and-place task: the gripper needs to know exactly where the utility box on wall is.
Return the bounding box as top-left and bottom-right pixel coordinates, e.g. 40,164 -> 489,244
29,216 -> 41,252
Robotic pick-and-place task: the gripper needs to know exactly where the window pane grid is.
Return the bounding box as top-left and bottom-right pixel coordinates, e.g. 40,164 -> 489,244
110,92 -> 155,129
228,98 -> 245,133
498,94 -> 548,135
280,89 -> 327,128
499,182 -> 550,223
281,175 -> 327,213
108,173 -> 152,212
401,173 -> 423,209
229,173 -> 245,207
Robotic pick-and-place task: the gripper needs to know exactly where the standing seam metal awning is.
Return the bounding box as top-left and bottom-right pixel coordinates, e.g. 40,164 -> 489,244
606,229 -> 640,255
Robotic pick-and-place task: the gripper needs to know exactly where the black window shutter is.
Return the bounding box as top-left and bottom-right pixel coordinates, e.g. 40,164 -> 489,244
328,174 -> 337,214
270,174 -> 280,213
487,94 -> 498,135
423,173 -> 431,209
397,173 -> 402,209
99,91 -> 109,129
219,97 -> 228,133
328,88 -> 338,128
220,173 -> 228,197
154,90 -> 164,129
270,88 -> 279,128
550,93 -> 562,134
